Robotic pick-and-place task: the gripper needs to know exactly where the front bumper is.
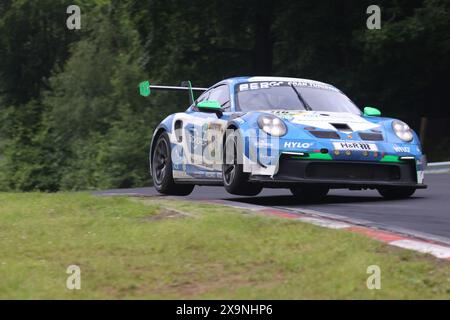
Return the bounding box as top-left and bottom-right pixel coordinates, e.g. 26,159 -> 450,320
249,155 -> 427,189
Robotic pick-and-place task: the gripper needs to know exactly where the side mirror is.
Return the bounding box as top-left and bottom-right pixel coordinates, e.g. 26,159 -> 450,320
197,100 -> 223,117
364,106 -> 381,117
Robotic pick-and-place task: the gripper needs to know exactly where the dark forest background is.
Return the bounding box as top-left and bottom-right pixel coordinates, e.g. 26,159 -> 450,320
0,0 -> 449,191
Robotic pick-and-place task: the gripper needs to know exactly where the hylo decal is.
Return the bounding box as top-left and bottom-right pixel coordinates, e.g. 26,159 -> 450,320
284,141 -> 313,149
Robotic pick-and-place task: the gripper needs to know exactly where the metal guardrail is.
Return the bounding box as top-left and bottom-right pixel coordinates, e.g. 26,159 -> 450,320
426,161 -> 450,173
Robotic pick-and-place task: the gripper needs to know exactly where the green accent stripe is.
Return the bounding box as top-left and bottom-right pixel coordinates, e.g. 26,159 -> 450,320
289,153 -> 332,160
380,155 -> 403,163
307,153 -> 332,160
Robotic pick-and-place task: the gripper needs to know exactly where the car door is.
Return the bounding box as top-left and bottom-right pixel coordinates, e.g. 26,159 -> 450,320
202,84 -> 230,173
185,84 -> 230,178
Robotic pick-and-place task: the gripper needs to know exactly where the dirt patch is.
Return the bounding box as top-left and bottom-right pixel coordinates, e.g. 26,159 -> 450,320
142,208 -> 188,221
140,263 -> 286,298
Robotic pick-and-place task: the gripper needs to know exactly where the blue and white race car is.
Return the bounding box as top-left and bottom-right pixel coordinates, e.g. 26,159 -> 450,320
140,76 -> 426,200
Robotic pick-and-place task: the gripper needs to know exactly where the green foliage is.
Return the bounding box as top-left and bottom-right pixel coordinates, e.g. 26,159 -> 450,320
355,0 -> 450,118
1,0 -> 449,191
43,4 -> 153,190
0,0 -> 80,191
0,0 -> 78,105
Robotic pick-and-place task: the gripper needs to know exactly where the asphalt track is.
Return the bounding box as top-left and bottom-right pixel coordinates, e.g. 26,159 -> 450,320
96,173 -> 450,244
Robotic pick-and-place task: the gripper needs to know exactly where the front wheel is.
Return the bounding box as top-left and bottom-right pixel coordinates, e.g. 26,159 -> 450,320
152,132 -> 194,196
290,186 -> 329,202
222,130 -> 262,196
377,187 -> 416,199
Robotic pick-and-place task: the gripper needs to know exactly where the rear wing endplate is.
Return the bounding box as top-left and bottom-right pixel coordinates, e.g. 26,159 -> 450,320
139,80 -> 208,105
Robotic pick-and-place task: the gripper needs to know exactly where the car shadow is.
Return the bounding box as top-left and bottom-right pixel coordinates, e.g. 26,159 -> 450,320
225,194 -> 423,207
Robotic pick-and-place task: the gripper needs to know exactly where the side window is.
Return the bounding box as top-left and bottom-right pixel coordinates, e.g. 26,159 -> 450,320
196,90 -> 209,103
208,85 -> 230,109
192,90 -> 210,108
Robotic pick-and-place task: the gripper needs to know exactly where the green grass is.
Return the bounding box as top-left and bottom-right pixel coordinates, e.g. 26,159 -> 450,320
0,193 -> 448,299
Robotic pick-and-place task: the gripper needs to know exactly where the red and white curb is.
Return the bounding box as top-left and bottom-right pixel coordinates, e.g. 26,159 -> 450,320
205,200 -> 450,261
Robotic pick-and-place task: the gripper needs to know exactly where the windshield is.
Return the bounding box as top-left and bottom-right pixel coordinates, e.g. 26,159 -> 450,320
235,81 -> 361,114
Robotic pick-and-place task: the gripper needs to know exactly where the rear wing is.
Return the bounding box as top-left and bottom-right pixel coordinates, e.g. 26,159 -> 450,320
139,80 -> 208,105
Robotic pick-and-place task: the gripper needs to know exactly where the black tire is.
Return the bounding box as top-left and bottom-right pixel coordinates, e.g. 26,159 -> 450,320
222,130 -> 262,196
152,132 -> 194,196
377,187 -> 415,199
290,186 -> 329,202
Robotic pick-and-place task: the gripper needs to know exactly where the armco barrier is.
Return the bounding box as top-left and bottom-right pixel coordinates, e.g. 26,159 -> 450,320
426,161 -> 450,173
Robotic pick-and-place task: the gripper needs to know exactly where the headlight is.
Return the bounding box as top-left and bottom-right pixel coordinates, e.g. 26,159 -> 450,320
392,120 -> 413,142
257,114 -> 287,137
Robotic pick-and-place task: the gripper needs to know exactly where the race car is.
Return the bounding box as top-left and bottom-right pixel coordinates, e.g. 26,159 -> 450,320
140,76 -> 427,200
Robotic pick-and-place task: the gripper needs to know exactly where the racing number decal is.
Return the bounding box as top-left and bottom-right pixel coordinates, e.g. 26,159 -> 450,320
179,115 -> 226,174
201,121 -> 226,170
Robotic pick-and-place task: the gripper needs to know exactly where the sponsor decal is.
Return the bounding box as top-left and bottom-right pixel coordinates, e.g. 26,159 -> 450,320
287,80 -> 339,91
283,141 -> 314,149
173,163 -> 183,170
269,110 -> 300,120
201,122 -> 224,135
205,171 -> 217,178
270,110 -> 296,115
238,81 -> 338,92
292,113 -> 323,119
393,145 -> 411,153
239,81 -> 284,91
333,141 -> 378,151
255,141 -> 274,148
191,136 -> 204,146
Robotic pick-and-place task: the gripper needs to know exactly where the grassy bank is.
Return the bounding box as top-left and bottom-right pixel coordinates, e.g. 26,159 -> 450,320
0,193 -> 448,299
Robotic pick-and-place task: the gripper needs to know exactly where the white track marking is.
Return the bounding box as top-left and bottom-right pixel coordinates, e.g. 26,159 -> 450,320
296,217 -> 351,229
390,239 -> 450,259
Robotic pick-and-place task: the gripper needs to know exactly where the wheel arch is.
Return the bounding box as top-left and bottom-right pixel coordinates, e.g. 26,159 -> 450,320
149,126 -> 169,176
222,123 -> 239,146
222,122 -> 251,173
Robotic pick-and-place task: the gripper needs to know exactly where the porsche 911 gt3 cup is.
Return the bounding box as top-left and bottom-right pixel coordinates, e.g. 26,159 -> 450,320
139,76 -> 427,200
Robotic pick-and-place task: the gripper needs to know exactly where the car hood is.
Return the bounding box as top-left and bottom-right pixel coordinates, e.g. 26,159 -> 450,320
265,110 -> 382,132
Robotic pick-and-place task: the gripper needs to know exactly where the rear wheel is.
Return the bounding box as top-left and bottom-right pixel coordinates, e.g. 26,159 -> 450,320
152,132 -> 194,196
290,186 -> 329,202
222,130 -> 262,196
377,187 -> 415,199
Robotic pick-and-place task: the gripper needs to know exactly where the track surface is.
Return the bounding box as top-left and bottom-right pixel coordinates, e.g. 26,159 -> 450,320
96,174 -> 450,242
